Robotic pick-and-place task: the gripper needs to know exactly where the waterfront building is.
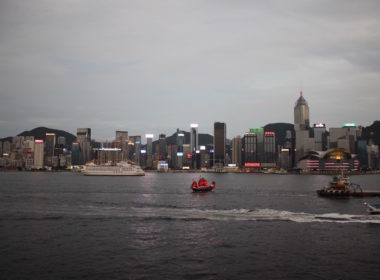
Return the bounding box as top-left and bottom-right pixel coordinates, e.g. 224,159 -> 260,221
0,141 -> 2,156
213,122 -> 226,167
169,144 -> 178,169
34,139 -> 44,169
177,133 -> 184,154
231,136 -> 242,167
77,128 -> 91,164
190,124 -> 199,153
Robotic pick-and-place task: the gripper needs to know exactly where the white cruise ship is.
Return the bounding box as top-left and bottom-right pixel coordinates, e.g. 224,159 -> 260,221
82,161 -> 145,176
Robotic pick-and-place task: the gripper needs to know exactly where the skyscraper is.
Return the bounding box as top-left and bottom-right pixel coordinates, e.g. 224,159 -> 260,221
34,139 -> 44,169
158,134 -> 167,160
77,128 -> 91,164
145,134 -> 154,169
190,124 -> 198,153
294,91 -> 310,162
231,136 -> 241,167
116,130 -> 128,159
294,90 -> 310,131
213,122 -> 226,167
45,133 -> 56,157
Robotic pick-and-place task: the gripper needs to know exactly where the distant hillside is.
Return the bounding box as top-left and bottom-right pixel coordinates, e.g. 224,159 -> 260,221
362,121 -> 380,146
152,130 -> 214,152
0,127 -> 77,147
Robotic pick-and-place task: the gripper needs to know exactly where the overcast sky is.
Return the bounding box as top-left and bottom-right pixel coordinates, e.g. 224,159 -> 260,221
1,0 -> 379,141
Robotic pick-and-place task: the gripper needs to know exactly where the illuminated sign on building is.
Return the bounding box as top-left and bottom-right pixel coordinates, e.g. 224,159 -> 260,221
344,123 -> 357,127
135,141 -> 141,145
177,152 -> 183,156
200,146 -> 206,151
250,128 -> 264,133
195,150 -> 200,154
140,149 -> 147,154
35,140 -> 44,143
281,148 -> 290,152
210,149 -> 214,153
178,133 -> 185,137
245,162 -> 260,167
99,148 -> 122,151
187,153 -> 192,159
314,123 -> 325,128
265,131 -> 275,136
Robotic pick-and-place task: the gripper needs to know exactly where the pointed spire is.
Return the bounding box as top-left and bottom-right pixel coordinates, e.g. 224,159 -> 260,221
300,90 -> 303,97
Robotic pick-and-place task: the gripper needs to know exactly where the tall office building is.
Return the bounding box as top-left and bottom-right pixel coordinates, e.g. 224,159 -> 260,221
242,132 -> 257,166
294,91 -> 310,162
313,123 -> 327,151
158,134 -> 167,160
45,133 -> 56,157
145,134 -> 154,168
264,131 -> 276,164
213,122 -> 226,167
231,136 -> 241,167
34,139 -> 44,169
250,128 -> 264,162
77,128 -> 91,164
133,135 -> 141,165
190,124 -> 199,153
116,130 -> 128,159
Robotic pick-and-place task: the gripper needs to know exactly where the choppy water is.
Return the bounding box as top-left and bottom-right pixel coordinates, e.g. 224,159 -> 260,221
1,172 -> 380,279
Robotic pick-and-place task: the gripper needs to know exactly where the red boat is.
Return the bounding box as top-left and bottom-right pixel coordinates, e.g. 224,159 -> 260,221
191,177 -> 215,192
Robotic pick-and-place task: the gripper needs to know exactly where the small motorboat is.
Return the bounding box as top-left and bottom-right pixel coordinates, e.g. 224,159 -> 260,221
191,177 -> 215,192
364,202 -> 380,215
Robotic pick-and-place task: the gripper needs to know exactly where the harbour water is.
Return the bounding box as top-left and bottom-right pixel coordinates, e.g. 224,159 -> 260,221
1,172 -> 380,279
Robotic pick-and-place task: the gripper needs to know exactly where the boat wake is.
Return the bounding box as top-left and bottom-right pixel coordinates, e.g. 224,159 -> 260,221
126,207 -> 380,224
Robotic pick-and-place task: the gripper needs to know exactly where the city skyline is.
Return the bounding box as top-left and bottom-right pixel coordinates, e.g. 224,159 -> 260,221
1,1 -> 380,141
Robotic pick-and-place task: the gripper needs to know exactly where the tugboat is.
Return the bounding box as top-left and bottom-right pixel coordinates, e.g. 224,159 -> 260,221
317,173 -> 362,197
191,177 -> 215,192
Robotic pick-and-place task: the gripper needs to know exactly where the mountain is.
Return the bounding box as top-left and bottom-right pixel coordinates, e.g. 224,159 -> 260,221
1,127 -> 77,147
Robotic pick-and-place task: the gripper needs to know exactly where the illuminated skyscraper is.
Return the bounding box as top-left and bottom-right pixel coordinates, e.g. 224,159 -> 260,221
34,139 -> 44,169
213,122 -> 226,167
145,134 -> 154,168
190,124 -> 198,153
45,133 -> 56,157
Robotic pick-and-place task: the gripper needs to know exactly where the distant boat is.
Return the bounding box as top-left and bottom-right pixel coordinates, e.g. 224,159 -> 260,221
191,177 -> 215,192
82,161 -> 145,176
364,202 -> 380,215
